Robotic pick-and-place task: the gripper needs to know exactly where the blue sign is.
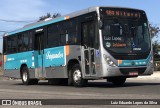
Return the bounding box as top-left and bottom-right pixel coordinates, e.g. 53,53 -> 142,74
44,46 -> 66,67
96,50 -> 100,57
132,42 -> 136,48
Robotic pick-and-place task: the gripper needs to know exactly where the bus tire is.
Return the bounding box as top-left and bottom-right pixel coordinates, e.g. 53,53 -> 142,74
68,70 -> 73,86
107,77 -> 126,86
21,66 -> 38,85
71,64 -> 87,87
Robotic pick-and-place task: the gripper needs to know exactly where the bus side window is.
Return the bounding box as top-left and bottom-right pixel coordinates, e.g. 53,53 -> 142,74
23,33 -> 29,51
67,32 -> 78,44
18,34 -> 23,52
82,24 -> 88,48
60,34 -> 67,45
7,36 -> 17,54
94,22 -> 99,49
47,25 -> 60,47
3,37 -> 7,54
89,22 -> 95,48
29,32 -> 33,50
82,21 -> 99,49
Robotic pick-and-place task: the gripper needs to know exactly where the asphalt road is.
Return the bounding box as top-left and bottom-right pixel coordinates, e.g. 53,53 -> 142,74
0,76 -> 160,108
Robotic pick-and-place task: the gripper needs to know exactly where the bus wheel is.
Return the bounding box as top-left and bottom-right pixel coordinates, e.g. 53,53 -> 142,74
71,64 -> 87,87
68,70 -> 73,86
21,66 -> 38,85
107,77 -> 126,86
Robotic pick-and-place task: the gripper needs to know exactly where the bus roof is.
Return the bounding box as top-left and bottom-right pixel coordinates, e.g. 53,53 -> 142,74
6,6 -> 144,36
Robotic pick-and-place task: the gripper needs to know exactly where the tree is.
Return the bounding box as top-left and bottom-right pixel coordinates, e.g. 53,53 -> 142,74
38,13 -> 61,22
149,24 -> 160,39
150,24 -> 160,61
153,40 -> 159,53
52,13 -> 61,18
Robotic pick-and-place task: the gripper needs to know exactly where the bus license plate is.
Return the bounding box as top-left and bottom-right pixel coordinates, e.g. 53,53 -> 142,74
129,72 -> 138,76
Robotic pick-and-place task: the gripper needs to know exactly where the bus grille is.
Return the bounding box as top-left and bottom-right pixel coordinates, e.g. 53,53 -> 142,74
112,54 -> 149,60
119,68 -> 146,75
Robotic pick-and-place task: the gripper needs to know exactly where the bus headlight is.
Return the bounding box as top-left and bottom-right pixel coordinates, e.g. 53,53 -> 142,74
103,54 -> 116,67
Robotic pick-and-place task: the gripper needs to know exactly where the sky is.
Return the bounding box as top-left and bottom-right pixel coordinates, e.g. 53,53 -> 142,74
0,0 -> 160,52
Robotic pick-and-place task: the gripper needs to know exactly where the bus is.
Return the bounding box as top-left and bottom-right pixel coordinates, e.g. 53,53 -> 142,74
3,7 -> 153,87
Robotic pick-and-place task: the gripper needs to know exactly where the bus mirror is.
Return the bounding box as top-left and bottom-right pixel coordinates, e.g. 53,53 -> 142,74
99,20 -> 104,29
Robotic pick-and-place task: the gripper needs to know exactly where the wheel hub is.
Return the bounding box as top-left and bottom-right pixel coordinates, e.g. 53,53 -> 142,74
73,70 -> 81,83
23,71 -> 28,82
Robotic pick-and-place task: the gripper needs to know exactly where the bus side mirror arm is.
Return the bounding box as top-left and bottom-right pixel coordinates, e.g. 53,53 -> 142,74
99,20 -> 104,29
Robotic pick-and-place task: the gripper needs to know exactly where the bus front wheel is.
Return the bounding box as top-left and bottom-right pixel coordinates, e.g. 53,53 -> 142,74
70,64 -> 87,87
21,66 -> 38,85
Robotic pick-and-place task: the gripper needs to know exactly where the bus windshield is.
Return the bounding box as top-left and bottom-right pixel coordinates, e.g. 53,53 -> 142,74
102,18 -> 151,54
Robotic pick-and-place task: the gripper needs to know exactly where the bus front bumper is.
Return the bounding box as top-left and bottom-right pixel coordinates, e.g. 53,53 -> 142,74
101,63 -> 154,78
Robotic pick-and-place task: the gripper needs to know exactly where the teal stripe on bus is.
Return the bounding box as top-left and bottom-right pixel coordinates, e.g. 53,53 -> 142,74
8,17 -> 65,35
118,54 -> 151,67
4,51 -> 34,70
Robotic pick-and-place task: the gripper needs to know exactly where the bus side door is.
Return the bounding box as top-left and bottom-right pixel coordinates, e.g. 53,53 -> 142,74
81,21 -> 99,77
34,32 -> 45,78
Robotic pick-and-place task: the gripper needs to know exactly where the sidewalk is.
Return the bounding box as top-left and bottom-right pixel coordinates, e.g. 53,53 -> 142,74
130,71 -> 160,80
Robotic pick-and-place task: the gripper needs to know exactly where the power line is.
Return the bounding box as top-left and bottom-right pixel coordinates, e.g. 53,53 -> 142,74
0,31 -> 7,32
0,19 -> 37,23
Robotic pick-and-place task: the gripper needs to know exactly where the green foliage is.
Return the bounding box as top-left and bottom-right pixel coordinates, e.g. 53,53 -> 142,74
38,13 -> 61,22
149,24 -> 160,39
150,24 -> 160,62
153,41 -> 160,61
153,41 -> 159,53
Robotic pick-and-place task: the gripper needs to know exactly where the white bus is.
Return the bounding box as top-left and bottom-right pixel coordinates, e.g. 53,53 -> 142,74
3,7 -> 153,87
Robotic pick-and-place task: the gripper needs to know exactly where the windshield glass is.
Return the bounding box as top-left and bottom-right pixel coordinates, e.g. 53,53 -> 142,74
102,18 -> 151,54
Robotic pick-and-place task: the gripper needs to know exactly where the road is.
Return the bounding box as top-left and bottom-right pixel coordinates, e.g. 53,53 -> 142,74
0,76 -> 160,108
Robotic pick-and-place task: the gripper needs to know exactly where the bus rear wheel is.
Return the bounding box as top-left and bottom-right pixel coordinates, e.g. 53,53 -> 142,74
70,64 -> 87,87
107,77 -> 126,86
21,66 -> 38,85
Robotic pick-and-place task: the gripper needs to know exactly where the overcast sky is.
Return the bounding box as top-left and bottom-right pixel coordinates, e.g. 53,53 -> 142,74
0,0 -> 160,52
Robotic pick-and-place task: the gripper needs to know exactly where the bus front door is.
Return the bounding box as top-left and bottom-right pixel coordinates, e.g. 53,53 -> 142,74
82,21 -> 97,77
34,32 -> 45,78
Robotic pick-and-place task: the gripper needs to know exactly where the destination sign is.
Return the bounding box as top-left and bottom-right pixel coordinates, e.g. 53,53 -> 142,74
100,8 -> 144,18
106,10 -> 141,18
